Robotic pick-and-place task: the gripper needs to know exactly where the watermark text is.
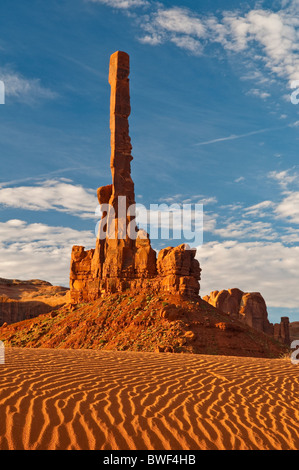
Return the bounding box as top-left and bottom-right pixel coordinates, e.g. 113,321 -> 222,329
0,341 -> 4,364
0,81 -> 5,104
291,340 -> 299,365
95,198 -> 203,248
290,80 -> 299,105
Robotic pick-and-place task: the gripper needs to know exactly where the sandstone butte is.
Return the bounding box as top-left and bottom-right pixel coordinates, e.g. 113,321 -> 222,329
203,289 -> 290,345
69,51 -> 201,304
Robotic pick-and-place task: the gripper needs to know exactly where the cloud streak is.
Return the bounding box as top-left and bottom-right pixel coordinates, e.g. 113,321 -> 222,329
87,0 -> 148,9
194,126 -> 285,146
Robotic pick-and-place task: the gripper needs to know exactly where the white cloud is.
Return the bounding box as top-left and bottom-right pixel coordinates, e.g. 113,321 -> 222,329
0,220 -> 95,286
159,194 -> 217,205
135,2 -> 299,93
197,240 -> 299,308
247,88 -> 271,99
213,219 -> 277,241
220,203 -> 244,211
234,176 -> 245,183
87,0 -> 148,8
138,6 -> 206,52
268,169 -> 299,188
154,7 -> 206,38
220,7 -> 299,84
138,6 -> 207,52
203,211 -> 217,234
195,196 -> 217,205
87,0 -> 299,94
280,227 -> 299,244
0,179 -> 98,219
0,69 -> 57,104
86,0 -> 299,90
244,200 -> 275,217
275,192 -> 299,224
170,35 -> 202,54
139,33 -> 162,46
240,69 -> 274,86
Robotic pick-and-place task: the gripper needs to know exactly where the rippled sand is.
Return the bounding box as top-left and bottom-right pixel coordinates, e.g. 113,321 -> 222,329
0,347 -> 298,450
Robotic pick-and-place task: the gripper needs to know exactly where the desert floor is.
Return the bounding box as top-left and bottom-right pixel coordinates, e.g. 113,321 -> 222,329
0,347 -> 298,450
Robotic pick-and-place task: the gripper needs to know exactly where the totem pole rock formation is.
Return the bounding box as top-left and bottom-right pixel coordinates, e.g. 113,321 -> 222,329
69,51 -> 201,303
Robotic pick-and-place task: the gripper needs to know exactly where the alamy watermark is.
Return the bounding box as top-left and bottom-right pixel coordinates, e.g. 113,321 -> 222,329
291,340 -> 299,365
95,198 -> 203,248
0,81 -> 5,104
0,341 -> 4,364
290,80 -> 299,105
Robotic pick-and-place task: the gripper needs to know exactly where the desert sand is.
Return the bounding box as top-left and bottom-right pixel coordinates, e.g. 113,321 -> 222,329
0,347 -> 298,450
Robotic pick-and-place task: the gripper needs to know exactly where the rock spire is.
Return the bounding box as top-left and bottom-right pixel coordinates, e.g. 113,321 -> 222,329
69,51 -> 201,303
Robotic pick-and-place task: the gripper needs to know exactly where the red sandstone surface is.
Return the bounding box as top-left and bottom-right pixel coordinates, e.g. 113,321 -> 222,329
0,291 -> 289,358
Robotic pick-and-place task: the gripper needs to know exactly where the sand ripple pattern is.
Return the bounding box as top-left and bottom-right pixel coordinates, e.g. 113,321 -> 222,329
0,348 -> 298,450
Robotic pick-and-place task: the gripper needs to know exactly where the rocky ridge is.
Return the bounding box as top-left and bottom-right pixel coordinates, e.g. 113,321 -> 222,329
0,290 -> 289,358
203,288 -> 290,345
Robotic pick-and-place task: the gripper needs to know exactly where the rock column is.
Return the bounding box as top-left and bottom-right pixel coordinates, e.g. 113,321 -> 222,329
109,51 -> 135,211
69,51 -> 201,302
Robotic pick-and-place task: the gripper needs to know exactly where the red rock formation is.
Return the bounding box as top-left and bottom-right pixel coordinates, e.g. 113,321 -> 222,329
239,292 -> 272,334
203,289 -> 273,333
273,317 -> 290,345
203,288 -> 290,345
289,321 -> 299,343
204,288 -> 243,318
157,245 -> 201,297
69,52 -> 201,303
108,51 -> 135,209
69,246 -> 95,303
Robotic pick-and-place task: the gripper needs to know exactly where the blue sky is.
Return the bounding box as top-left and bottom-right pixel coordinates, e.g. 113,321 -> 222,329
0,0 -> 299,323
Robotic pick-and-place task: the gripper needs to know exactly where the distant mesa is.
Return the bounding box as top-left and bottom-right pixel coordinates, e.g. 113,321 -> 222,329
69,51 -> 201,304
0,278 -> 68,326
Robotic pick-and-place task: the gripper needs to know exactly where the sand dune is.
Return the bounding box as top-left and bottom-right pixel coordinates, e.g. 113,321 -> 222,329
0,347 -> 298,450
